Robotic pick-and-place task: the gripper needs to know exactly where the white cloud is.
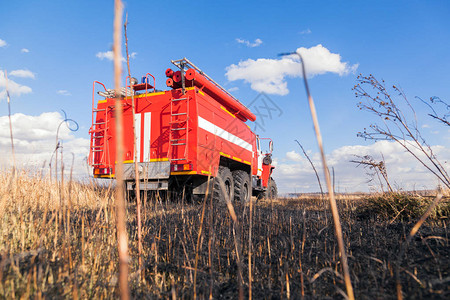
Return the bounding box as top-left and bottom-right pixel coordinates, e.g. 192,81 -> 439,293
0,39 -> 7,48
96,50 -> 115,61
57,90 -> 71,96
226,57 -> 297,95
9,69 -> 35,79
225,44 -> 358,95
236,38 -> 263,48
299,29 -> 312,35
228,87 -> 239,92
286,150 -> 303,162
96,50 -> 125,62
0,112 -> 90,177
274,140 -> 450,193
21,48 -> 30,53
96,50 -> 138,62
0,70 -> 32,100
0,112 -> 75,141
298,44 -> 359,75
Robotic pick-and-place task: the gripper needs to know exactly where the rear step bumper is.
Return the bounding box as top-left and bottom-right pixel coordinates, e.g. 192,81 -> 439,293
126,180 -> 168,191
123,161 -> 170,180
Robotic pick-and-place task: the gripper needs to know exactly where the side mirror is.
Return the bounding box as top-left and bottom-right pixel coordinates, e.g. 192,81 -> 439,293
269,140 -> 273,153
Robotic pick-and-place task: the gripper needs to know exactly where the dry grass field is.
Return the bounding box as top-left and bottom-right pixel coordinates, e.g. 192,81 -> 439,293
0,170 -> 449,299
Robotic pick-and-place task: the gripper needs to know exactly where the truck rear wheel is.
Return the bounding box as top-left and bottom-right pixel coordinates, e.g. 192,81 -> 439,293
233,170 -> 250,203
213,166 -> 234,203
257,177 -> 278,200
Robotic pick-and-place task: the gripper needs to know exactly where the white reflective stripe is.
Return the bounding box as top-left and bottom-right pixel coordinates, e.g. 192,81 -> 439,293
198,116 -> 252,152
143,112 -> 151,162
257,150 -> 263,176
134,113 -> 141,162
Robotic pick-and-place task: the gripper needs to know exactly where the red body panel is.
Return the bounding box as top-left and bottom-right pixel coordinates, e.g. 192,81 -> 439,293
90,87 -> 258,178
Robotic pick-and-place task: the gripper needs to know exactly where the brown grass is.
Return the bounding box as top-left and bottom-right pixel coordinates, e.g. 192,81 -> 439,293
0,170 -> 449,299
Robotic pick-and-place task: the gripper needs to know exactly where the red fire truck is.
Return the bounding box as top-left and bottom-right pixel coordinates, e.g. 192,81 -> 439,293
88,58 -> 277,201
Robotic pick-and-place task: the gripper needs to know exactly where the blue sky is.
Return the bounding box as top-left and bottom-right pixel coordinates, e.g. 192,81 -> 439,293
1,0 -> 449,193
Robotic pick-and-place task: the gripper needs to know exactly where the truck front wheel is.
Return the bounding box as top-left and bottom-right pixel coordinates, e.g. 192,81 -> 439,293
213,166 -> 234,203
257,177 -> 278,200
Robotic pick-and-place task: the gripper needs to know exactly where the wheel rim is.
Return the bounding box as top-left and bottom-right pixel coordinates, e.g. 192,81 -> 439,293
225,179 -> 231,200
243,183 -> 249,202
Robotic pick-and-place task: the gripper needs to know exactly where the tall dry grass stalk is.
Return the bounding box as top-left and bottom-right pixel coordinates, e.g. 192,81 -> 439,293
4,70 -> 16,174
298,53 -> 355,300
2,70 -> 17,217
113,0 -> 129,299
295,139 -> 323,198
124,13 -> 143,281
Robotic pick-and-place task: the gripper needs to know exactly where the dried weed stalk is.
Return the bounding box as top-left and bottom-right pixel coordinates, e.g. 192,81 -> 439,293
351,154 -> 393,193
113,0 -> 129,299
124,13 -> 143,281
297,52 -> 355,300
354,74 -> 450,189
295,139 -> 324,198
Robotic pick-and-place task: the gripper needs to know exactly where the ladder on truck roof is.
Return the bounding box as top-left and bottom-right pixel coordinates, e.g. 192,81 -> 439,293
168,95 -> 190,163
88,81 -> 111,169
171,57 -> 246,107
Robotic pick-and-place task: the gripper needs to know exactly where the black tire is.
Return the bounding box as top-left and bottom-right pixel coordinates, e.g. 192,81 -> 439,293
257,177 -> 278,200
213,166 -> 234,203
233,170 -> 250,203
